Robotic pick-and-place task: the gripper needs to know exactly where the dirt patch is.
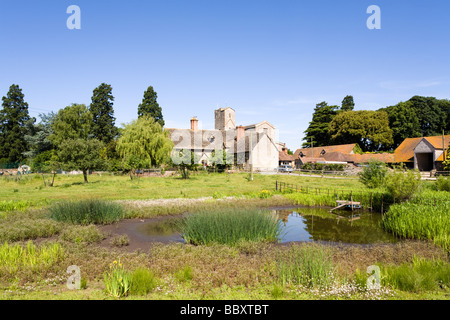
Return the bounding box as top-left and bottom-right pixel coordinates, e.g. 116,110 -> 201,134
98,216 -> 184,253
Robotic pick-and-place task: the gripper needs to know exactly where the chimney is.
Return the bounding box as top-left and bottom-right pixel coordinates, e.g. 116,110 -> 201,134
236,125 -> 245,141
190,117 -> 198,131
282,147 -> 288,154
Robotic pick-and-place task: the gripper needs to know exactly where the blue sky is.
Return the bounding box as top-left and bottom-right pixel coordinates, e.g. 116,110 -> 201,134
1,0 -> 449,150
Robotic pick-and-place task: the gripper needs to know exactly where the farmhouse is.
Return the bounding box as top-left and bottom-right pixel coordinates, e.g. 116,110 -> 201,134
289,134 -> 449,172
166,107 -> 279,171
393,135 -> 450,171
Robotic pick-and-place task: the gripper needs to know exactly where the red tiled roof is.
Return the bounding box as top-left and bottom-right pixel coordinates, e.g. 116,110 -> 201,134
279,151 -> 296,161
394,135 -> 450,163
293,144 -> 356,159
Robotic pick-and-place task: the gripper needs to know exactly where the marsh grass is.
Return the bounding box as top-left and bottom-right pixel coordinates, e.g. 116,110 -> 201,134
129,268 -> 158,295
0,211 -> 62,242
60,225 -> 105,244
49,199 -> 124,225
381,256 -> 450,292
0,241 -> 64,275
382,202 -> 450,251
178,209 -> 283,246
276,243 -> 334,288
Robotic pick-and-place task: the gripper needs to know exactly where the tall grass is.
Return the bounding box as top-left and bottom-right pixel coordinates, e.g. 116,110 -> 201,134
0,241 -> 64,275
49,199 -> 124,225
381,256 -> 450,292
382,202 -> 450,251
178,209 -> 283,246
276,243 -> 334,288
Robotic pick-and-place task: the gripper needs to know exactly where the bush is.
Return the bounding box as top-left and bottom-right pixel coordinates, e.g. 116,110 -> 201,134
436,175 -> 450,192
49,199 -> 124,225
384,169 -> 422,202
358,160 -> 388,188
60,225 -> 105,244
130,268 -> 158,296
110,234 -> 130,247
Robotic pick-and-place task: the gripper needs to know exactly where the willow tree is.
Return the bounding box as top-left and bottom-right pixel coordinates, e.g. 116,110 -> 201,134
116,116 -> 173,179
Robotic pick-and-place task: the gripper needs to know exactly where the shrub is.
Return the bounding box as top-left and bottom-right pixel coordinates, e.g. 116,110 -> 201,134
384,169 -> 422,202
110,234 -> 130,247
49,199 -> 124,225
358,160 -> 388,188
436,175 -> 450,192
129,268 -> 158,296
178,209 -> 282,246
0,217 -> 62,242
60,225 -> 105,244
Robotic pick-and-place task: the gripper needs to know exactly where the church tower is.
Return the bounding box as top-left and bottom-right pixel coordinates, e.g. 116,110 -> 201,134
214,107 -> 235,130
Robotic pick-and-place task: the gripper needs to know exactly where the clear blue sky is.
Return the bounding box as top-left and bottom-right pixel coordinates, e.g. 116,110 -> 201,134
1,0 -> 449,150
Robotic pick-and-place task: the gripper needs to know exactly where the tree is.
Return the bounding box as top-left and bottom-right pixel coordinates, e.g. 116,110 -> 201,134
49,104 -> 92,146
341,95 -> 355,112
0,84 -> 32,163
302,102 -> 339,147
89,83 -> 118,144
137,86 -> 164,127
23,112 -> 56,159
407,96 -> 446,137
57,138 -> 105,183
329,110 -> 393,152
381,101 -> 422,149
358,160 -> 388,188
116,116 -> 173,179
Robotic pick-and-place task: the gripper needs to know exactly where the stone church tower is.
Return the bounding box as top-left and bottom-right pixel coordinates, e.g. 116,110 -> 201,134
214,107 -> 235,130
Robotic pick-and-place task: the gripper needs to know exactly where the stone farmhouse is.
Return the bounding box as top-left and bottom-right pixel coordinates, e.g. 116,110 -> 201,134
166,107 -> 279,171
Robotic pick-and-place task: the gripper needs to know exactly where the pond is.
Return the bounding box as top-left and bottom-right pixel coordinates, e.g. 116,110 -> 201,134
135,207 -> 399,245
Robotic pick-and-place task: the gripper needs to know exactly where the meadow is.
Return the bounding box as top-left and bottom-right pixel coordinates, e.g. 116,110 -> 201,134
0,171 -> 449,300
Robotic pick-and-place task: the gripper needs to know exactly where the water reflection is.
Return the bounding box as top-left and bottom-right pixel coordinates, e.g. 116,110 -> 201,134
135,207 -> 399,245
277,207 -> 399,244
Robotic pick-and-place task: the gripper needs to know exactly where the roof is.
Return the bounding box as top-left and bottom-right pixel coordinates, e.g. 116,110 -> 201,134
347,153 -> 395,164
279,151 -> 296,162
165,128 -> 263,152
394,135 -> 450,163
294,144 -> 357,159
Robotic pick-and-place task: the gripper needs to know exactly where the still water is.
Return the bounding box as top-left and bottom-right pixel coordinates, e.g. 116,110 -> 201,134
136,207 -> 399,244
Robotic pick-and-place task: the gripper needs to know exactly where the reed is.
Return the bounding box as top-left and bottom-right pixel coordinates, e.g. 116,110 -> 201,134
49,199 -> 124,225
276,243 -> 334,288
0,241 -> 64,275
178,208 -> 283,246
382,202 -> 450,251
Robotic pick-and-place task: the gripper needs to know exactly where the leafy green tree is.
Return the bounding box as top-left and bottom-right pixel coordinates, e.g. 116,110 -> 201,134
0,84 -> 32,163
407,96 -> 446,137
381,101 -> 422,148
302,102 -> 339,147
137,86 -> 164,127
116,116 -> 173,179
49,104 -> 92,146
23,112 -> 56,159
341,95 -> 355,112
358,160 -> 388,188
89,83 -> 118,144
57,138 -> 105,183
329,110 -> 393,151
171,150 -> 200,179
443,146 -> 450,171
384,168 -> 422,202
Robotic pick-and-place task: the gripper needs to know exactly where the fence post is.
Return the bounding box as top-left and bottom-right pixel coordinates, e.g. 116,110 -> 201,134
276,180 -> 278,191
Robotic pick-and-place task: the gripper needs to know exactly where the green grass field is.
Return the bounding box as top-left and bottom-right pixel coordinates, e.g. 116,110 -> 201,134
0,171 -> 449,300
